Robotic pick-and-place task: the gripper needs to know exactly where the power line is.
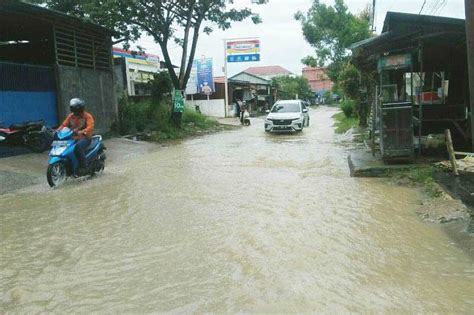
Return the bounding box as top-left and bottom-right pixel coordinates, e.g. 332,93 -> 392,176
426,0 -> 447,15
419,0 -> 427,14
433,0 -> 448,15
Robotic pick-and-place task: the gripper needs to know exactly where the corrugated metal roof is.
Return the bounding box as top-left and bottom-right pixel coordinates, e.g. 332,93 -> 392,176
382,11 -> 465,33
0,1 -> 115,35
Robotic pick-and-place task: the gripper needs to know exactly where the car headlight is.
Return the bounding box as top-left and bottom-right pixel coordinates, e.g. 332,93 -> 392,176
292,117 -> 303,121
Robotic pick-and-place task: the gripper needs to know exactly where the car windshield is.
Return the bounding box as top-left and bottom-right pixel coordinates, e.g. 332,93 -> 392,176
271,103 -> 300,113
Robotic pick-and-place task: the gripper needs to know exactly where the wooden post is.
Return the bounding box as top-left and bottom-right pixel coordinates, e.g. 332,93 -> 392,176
446,129 -> 459,176
465,0 -> 474,150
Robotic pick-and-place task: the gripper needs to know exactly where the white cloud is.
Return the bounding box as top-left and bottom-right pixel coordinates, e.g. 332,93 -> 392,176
132,0 -> 466,77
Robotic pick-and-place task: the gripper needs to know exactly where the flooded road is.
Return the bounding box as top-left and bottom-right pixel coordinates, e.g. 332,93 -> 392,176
1,107 -> 473,313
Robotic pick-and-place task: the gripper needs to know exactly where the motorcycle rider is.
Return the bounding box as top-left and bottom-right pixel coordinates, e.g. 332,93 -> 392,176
59,98 -> 94,175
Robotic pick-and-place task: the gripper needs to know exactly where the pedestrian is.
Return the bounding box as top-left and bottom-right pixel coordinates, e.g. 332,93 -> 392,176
240,101 -> 247,125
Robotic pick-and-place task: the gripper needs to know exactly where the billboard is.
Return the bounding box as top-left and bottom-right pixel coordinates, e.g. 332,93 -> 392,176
196,57 -> 215,95
226,39 -> 260,63
185,61 -> 198,95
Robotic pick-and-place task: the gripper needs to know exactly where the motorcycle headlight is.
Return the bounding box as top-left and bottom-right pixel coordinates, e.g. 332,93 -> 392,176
50,146 -> 67,156
50,141 -> 68,155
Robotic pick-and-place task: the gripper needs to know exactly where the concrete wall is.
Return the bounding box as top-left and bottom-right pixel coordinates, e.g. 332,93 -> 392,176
185,99 -> 226,118
56,65 -> 118,133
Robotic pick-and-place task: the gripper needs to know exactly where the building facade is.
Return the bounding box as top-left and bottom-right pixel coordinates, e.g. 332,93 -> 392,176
302,67 -> 334,97
0,1 -> 117,132
113,48 -> 162,96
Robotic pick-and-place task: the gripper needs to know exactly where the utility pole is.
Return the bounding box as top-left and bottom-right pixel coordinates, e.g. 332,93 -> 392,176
371,0 -> 376,32
223,40 -> 229,118
465,0 -> 474,149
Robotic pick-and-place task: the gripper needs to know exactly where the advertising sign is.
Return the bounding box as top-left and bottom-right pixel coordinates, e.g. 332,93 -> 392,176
185,61 -> 198,95
196,57 -> 215,95
377,53 -> 412,72
173,90 -> 185,113
226,39 -> 260,63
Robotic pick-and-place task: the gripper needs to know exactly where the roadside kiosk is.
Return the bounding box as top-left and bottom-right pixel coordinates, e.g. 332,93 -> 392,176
377,53 -> 414,162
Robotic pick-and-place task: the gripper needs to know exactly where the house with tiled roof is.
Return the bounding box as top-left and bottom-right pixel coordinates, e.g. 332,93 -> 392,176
242,65 -> 294,80
302,66 -> 334,96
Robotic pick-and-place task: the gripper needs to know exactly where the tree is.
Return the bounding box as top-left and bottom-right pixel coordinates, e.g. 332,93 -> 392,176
272,75 -> 313,101
150,71 -> 174,103
30,0 -> 268,125
295,0 -> 371,83
31,0 -> 267,90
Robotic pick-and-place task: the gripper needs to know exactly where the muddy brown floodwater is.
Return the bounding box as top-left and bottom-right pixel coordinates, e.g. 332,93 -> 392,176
1,107 -> 473,313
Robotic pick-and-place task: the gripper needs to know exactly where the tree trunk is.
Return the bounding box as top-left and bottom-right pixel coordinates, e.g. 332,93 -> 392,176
178,2 -> 196,88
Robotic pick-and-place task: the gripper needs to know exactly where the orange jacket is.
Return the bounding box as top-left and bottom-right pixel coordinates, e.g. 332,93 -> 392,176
60,112 -> 94,140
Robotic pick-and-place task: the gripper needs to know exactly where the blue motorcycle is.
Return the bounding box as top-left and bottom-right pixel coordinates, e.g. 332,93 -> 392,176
47,127 -> 106,187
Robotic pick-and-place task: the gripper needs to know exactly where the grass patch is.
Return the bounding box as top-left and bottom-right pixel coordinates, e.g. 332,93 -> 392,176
332,111 -> 359,134
391,166 -> 443,198
151,110 -> 225,142
113,98 -> 228,142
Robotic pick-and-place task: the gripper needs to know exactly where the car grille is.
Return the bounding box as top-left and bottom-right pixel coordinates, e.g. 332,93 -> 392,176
272,119 -> 292,125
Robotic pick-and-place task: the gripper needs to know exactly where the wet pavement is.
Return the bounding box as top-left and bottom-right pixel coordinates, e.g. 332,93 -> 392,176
1,107 -> 473,313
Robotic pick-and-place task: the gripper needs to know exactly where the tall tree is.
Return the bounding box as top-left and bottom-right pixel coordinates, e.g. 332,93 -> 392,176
295,0 -> 371,83
30,0 -> 268,91
272,75 -> 313,101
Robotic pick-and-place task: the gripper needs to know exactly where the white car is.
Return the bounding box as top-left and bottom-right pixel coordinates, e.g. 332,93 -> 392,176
264,100 -> 310,133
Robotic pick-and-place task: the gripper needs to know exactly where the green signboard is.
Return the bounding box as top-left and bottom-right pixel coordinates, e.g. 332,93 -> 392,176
173,90 -> 185,113
378,53 -> 412,72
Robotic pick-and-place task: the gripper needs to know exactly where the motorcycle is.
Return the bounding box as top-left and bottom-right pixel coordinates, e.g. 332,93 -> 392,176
47,127 -> 106,187
0,120 -> 53,152
243,109 -> 251,126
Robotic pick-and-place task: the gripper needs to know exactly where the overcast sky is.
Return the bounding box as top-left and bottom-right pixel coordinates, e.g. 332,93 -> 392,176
133,0 -> 466,77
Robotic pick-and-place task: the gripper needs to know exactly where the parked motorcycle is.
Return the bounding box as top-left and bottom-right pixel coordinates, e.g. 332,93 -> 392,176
47,127 -> 106,187
0,120 -> 53,152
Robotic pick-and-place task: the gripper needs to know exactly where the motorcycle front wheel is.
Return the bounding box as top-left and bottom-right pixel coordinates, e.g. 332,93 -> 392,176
47,162 -> 67,187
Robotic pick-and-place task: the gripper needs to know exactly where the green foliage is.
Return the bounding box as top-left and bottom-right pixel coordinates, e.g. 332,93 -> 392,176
323,90 -> 335,105
393,167 -> 443,198
149,71 -> 173,103
113,97 -> 222,142
295,0 -> 371,82
340,99 -> 356,118
31,0 -> 268,90
182,109 -> 219,129
338,63 -> 361,100
332,111 -> 358,134
272,75 -> 313,101
115,97 -> 171,134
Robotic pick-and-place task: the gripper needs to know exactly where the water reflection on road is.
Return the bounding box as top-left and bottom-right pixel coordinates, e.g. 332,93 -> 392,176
1,107 -> 473,313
